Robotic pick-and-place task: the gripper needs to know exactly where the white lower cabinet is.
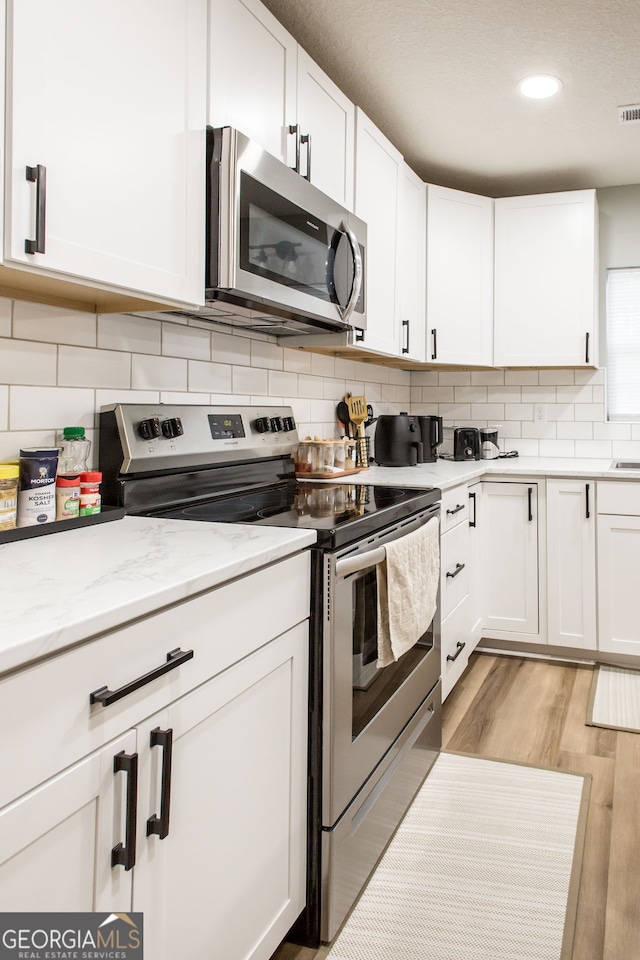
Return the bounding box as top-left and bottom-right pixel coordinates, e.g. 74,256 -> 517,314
546,479 -> 596,650
0,554 -> 310,960
481,481 -> 541,638
440,482 -> 481,700
597,481 -> 640,657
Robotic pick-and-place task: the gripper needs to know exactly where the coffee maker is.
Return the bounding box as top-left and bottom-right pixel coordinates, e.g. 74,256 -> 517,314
480,426 -> 500,459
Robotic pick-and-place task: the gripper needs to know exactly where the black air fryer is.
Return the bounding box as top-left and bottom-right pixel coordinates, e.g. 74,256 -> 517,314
374,414 -> 424,466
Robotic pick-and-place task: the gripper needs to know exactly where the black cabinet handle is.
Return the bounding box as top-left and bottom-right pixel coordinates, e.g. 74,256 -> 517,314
446,503 -> 465,516
147,727 -> 173,840
585,483 -> 591,519
446,641 -> 466,662
112,751 -> 138,871
354,327 -> 365,342
90,648 -> 194,708
469,491 -> 477,528
528,487 -> 533,522
402,319 -> 410,354
289,123 -> 301,173
25,164 -> 46,254
585,331 -> 590,364
446,562 -> 465,579
301,131 -> 312,181
431,327 -> 437,360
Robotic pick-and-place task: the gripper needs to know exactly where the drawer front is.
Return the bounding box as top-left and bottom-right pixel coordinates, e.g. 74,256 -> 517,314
441,486 -> 469,532
440,520 -> 469,620
0,552 -> 311,808
597,481 -> 640,516
441,597 -> 471,701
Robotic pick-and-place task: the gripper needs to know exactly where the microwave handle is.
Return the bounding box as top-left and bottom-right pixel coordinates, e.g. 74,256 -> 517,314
331,220 -> 362,323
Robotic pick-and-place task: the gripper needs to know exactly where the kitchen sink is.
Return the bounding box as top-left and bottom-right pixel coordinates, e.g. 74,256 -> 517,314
612,460 -> 640,469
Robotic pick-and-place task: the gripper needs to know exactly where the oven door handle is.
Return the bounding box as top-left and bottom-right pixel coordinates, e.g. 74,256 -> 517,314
335,545 -> 386,578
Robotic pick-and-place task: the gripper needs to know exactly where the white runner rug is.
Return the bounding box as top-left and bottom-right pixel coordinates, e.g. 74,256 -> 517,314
326,752 -> 588,960
587,663 -> 640,732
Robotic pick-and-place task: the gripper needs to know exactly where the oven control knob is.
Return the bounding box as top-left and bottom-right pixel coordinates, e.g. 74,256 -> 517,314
282,416 -> 296,432
254,417 -> 272,433
138,417 -> 161,440
270,417 -> 284,432
161,417 -> 184,439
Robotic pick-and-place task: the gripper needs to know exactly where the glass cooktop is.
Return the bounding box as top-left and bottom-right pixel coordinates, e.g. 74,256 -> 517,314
153,480 -> 441,548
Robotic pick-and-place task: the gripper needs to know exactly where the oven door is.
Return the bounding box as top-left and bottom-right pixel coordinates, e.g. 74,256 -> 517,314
322,505 -> 441,827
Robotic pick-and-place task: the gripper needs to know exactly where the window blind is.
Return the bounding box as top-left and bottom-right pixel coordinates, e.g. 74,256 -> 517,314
607,267 -> 640,421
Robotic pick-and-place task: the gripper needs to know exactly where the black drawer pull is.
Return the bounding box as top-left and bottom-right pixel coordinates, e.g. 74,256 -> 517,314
446,641 -> 466,662
147,727 -> 173,840
446,562 -> 465,579
585,483 -> 591,519
528,487 -> 533,522
585,331 -> 590,364
25,163 -> 47,254
90,648 -> 194,708
469,491 -> 477,528
112,751 -> 138,871
431,327 -> 437,360
446,504 -> 465,516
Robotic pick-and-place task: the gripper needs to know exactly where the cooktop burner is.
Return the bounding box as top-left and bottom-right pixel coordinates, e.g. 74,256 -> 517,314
154,481 -> 440,548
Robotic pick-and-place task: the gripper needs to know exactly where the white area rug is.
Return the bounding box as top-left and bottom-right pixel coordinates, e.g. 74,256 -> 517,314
326,752 -> 588,960
587,664 -> 640,732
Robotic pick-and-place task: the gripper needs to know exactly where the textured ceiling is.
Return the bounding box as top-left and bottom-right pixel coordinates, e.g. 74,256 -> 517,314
261,0 -> 640,197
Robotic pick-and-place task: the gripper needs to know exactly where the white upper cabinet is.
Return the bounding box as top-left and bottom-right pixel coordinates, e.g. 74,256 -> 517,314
296,48 -> 355,209
5,0 -> 207,306
425,185 -> 494,366
398,163 -> 427,361
494,189 -> 598,367
209,0 -> 355,207
209,0 -> 297,165
354,109 -> 403,357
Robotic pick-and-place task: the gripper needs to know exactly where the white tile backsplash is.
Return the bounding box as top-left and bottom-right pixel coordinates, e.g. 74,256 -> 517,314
0,301 -> 632,464
13,302 -> 96,347
58,345 -> 131,389
0,338 -> 57,385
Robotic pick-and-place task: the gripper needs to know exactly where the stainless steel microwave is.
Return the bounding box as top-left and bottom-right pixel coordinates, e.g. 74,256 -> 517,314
199,126 -> 366,338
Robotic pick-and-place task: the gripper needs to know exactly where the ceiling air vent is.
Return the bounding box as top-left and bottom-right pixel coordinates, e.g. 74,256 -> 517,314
618,104 -> 640,124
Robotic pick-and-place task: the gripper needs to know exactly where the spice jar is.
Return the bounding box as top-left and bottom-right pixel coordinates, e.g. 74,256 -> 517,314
0,462 -> 19,531
56,474 -> 81,521
79,471 -> 102,516
295,440 -> 314,474
333,439 -> 348,472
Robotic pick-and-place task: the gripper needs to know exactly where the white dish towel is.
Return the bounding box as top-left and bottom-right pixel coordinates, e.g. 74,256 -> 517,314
377,516 -> 440,668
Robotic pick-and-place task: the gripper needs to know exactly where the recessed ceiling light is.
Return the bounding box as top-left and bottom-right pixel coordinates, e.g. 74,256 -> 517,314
518,75 -> 562,99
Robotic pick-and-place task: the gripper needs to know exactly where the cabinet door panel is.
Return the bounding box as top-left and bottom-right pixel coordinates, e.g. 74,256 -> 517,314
398,164 -> 426,361
134,623 -> 308,960
354,109 -> 402,356
426,185 -> 493,365
209,0 -> 297,164
0,732 -> 135,912
494,190 -> 597,366
547,480 -> 596,649
597,515 -> 640,656
482,482 -> 539,634
297,49 -> 355,208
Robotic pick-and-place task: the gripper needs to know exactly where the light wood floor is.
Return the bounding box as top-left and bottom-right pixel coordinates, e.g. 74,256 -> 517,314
270,652 -> 640,960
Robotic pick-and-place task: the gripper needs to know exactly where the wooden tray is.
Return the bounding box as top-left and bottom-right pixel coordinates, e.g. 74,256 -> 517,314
295,467 -> 367,480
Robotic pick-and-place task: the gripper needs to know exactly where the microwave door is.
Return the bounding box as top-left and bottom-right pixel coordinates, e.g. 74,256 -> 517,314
327,220 -> 363,325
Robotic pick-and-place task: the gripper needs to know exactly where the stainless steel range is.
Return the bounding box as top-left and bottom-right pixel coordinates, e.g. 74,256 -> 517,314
99,402 -> 442,946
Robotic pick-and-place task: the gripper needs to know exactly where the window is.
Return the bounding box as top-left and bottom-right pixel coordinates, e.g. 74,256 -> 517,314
607,267 -> 640,421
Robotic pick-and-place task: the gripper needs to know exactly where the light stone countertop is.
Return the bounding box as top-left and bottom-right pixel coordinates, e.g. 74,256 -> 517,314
0,516 -> 316,678
1,456 -> 637,677
312,456 -> 640,491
